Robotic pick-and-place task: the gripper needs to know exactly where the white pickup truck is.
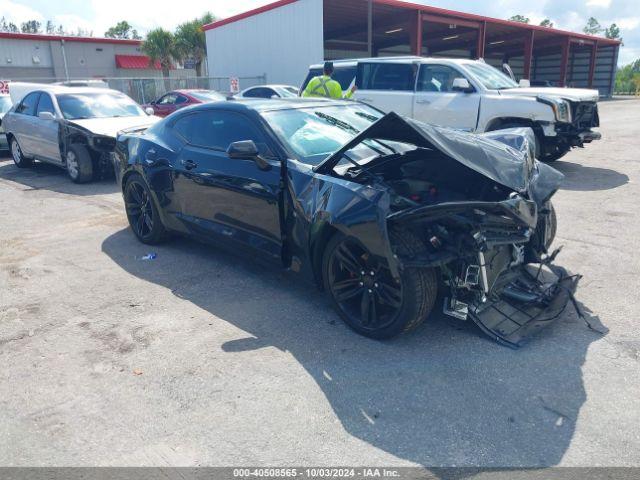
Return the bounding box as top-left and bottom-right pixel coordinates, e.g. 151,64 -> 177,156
302,57 -> 601,161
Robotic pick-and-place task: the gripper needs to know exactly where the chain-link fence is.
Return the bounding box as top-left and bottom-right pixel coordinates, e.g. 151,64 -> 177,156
105,76 -> 267,104
2,75 -> 268,104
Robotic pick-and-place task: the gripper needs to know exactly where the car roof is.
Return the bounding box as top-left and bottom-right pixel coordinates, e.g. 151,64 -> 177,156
309,56 -> 480,68
174,89 -> 221,94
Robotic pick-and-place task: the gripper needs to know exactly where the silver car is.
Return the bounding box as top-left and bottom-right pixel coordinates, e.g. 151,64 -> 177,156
2,86 -> 158,183
0,94 -> 12,150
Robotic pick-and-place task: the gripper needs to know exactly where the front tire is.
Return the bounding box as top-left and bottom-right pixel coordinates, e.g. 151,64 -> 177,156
10,138 -> 33,168
66,144 -> 94,183
323,229 -> 438,340
124,173 -> 169,245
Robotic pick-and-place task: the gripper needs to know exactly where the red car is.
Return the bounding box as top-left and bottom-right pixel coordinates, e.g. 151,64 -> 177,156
144,89 -> 226,117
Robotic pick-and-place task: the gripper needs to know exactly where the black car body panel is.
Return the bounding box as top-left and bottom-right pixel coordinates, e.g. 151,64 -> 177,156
115,100 -> 575,347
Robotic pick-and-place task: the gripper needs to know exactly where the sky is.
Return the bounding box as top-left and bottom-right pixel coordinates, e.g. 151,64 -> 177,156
0,0 -> 637,65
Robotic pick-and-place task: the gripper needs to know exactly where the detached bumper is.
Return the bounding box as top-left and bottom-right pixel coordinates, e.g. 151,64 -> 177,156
468,264 -> 579,349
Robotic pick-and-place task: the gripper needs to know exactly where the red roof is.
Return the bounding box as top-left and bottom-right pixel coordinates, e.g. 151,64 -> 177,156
202,0 -> 621,45
0,31 -> 141,45
115,54 -> 163,70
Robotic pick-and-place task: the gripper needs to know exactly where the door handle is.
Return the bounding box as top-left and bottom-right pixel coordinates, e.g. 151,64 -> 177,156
416,99 -> 431,105
181,159 -> 198,170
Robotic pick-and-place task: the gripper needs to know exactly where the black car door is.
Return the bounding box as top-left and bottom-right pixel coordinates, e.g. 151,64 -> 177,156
171,110 -> 283,260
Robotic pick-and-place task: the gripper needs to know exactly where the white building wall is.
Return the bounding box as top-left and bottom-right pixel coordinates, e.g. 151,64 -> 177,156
206,0 -> 324,87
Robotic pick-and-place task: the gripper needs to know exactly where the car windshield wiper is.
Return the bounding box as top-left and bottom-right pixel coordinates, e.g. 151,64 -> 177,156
314,111 -> 360,134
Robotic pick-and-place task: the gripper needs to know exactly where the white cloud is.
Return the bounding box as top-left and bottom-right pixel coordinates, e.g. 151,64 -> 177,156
0,0 -> 45,26
586,0 -> 612,7
617,17 -> 640,30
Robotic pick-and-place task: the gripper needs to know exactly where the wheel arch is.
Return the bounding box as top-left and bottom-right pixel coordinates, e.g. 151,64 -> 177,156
309,220 -> 341,290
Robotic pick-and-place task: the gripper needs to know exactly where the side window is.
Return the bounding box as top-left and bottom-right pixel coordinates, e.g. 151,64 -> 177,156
36,93 -> 55,115
357,63 -> 416,91
173,111 -> 273,156
16,92 -> 40,115
175,95 -> 189,104
332,66 -> 357,90
245,88 -> 275,99
417,65 -> 468,93
158,94 -> 177,105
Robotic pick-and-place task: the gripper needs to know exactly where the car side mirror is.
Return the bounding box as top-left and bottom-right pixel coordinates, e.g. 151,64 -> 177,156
452,78 -> 473,93
38,111 -> 56,121
227,140 -> 271,171
145,107 -> 155,116
519,79 -> 531,88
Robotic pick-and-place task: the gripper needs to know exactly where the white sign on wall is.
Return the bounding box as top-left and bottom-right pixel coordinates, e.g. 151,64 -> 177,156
230,77 -> 240,94
0,80 -> 10,94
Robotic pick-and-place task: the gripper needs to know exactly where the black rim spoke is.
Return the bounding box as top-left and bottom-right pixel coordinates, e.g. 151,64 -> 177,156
360,291 -> 371,325
335,244 -> 363,275
377,281 -> 403,308
334,282 -> 363,302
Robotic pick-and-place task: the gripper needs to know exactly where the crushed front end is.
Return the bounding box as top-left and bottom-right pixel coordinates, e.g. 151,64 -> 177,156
317,112 -> 579,347
388,195 -> 579,348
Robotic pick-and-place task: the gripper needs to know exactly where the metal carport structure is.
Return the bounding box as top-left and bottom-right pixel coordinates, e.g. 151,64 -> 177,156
204,0 -> 621,96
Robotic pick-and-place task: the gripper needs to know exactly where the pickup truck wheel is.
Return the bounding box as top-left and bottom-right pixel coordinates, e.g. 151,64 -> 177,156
323,229 -> 437,339
66,144 -> 94,183
10,138 -> 33,168
124,173 -> 169,245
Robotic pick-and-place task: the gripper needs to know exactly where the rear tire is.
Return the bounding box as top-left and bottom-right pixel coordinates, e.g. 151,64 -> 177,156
10,138 -> 33,168
323,228 -> 438,340
66,144 -> 94,183
124,173 -> 169,245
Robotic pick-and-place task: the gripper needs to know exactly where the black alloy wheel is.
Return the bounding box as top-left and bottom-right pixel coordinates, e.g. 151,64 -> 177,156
324,230 -> 438,339
124,174 -> 168,244
327,237 -> 404,332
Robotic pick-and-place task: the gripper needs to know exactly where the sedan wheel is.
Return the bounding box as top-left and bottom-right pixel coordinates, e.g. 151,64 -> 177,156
66,150 -> 80,180
11,138 -> 33,168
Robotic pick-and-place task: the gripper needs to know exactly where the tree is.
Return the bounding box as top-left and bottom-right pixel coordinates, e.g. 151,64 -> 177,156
605,23 -> 621,41
509,15 -> 530,24
20,20 -> 42,33
142,28 -> 178,87
46,20 -> 54,34
131,29 -> 141,40
105,20 -> 137,39
539,19 -> 554,28
174,12 -> 216,77
583,17 -> 603,35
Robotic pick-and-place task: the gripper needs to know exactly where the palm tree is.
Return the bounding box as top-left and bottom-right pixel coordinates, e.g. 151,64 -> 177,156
142,28 -> 177,89
174,13 -> 216,77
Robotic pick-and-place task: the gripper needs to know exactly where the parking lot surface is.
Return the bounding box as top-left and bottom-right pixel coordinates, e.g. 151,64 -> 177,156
1,99 -> 639,468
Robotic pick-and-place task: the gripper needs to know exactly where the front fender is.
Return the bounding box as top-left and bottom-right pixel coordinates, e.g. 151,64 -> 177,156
286,161 -> 399,286
478,94 -> 556,132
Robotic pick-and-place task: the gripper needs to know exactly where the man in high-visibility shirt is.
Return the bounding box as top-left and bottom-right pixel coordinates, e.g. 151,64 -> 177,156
302,62 -> 356,99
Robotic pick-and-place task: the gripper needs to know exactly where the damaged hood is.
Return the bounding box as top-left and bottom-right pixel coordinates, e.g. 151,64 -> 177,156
500,87 -> 599,103
316,112 -> 563,198
68,115 -> 159,138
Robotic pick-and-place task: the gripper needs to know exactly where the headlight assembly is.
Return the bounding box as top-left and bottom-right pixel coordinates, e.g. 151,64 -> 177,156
538,95 -> 572,123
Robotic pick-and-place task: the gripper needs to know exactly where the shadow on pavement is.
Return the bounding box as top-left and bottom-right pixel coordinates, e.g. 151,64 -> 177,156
552,159 -> 629,192
0,156 -> 118,196
102,227 -> 607,469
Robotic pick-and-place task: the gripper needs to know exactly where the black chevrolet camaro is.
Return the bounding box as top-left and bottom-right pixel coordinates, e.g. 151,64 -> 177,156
114,98 -> 577,347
